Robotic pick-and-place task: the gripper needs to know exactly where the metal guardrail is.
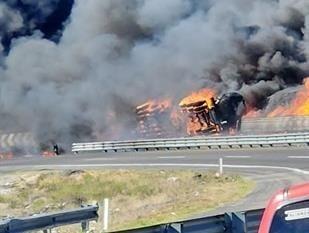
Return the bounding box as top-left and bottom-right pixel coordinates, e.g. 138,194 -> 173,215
0,205 -> 98,233
113,209 -> 265,233
230,209 -> 264,233
72,132 -> 309,153
0,205 -> 264,233
244,209 -> 264,233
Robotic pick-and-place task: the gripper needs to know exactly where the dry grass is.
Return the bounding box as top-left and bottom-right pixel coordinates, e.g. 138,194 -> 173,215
0,170 -> 254,232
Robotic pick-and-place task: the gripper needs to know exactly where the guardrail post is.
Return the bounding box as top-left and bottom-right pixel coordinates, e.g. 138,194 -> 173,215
230,212 -> 245,233
103,198 -> 109,232
219,158 -> 223,176
81,221 -> 89,233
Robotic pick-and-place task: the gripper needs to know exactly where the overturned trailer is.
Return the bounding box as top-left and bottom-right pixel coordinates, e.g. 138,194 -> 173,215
135,92 -> 246,138
180,92 -> 246,135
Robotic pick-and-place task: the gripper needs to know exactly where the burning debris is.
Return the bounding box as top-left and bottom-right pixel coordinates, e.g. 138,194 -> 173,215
136,100 -> 172,138
179,88 -> 218,135
245,78 -> 309,118
267,78 -> 309,117
0,0 -> 309,149
180,99 -> 219,135
136,90 -> 246,137
214,93 -> 246,132
180,92 -> 245,136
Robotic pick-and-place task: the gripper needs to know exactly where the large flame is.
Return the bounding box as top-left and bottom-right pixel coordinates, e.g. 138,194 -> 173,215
268,78 -> 309,117
134,78 -> 309,138
179,88 -> 218,135
244,78 -> 309,118
135,89 -> 219,137
179,88 -> 216,107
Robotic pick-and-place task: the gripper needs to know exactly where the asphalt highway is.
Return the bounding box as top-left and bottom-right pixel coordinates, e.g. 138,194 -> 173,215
0,146 -> 308,213
0,147 -> 309,171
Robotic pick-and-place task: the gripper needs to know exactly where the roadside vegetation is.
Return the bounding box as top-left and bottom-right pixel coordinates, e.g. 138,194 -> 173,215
0,170 -> 254,231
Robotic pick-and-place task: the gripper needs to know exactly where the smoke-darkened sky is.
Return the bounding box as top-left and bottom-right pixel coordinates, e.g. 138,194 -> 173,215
0,0 -> 308,146
1,0 -> 74,49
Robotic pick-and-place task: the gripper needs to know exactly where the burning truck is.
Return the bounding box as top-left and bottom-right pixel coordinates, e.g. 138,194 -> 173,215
136,90 -> 246,138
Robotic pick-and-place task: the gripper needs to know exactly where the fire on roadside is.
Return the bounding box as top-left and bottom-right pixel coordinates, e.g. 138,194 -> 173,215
136,99 -> 171,115
245,78 -> 309,118
179,88 -> 216,108
179,88 -> 218,135
136,99 -> 173,138
268,78 -> 309,117
135,88 -> 219,137
135,77 -> 308,138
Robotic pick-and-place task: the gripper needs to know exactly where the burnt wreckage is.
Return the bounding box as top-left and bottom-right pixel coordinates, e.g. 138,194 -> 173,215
214,92 -> 246,132
136,92 -> 246,138
180,92 -> 246,135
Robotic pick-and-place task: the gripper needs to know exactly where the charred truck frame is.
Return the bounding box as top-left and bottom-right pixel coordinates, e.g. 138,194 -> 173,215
180,92 -> 246,135
136,92 -> 246,138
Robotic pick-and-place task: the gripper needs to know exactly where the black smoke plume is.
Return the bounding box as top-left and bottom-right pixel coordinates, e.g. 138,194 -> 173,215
0,0 -> 308,148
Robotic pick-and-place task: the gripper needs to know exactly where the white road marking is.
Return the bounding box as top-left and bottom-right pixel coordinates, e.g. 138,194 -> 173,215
225,155 -> 251,158
288,156 -> 309,159
158,156 -> 186,159
84,158 -> 117,161
7,163 -> 309,175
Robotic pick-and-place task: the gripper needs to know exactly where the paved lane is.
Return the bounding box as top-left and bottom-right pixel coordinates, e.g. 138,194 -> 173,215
0,147 -> 308,213
1,147 -> 308,171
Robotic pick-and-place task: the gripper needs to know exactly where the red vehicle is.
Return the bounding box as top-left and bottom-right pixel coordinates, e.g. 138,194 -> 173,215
258,182 -> 309,233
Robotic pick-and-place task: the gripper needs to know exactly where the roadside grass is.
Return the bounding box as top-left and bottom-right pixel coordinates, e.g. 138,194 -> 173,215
0,170 -> 254,231
112,172 -> 254,230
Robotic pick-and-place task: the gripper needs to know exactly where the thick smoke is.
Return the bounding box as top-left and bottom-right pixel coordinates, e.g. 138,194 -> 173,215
0,0 -> 308,148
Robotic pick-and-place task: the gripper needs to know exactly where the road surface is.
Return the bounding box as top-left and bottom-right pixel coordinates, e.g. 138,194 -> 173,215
0,146 -> 308,213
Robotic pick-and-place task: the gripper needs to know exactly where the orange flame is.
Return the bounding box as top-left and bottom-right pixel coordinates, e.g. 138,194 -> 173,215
179,88 -> 216,107
136,99 -> 173,137
243,107 -> 262,118
136,99 -> 172,113
170,107 -> 184,127
179,88 -> 218,135
268,78 -> 309,117
185,116 -> 204,135
244,78 -> 309,118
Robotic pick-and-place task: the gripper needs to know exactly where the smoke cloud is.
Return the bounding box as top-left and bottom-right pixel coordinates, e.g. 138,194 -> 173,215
0,0 -> 308,148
